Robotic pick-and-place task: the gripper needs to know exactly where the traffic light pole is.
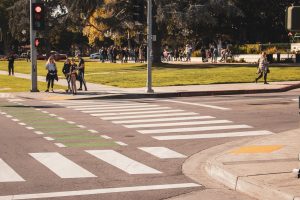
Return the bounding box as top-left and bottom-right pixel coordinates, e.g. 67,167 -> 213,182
146,0 -> 154,93
30,0 -> 39,92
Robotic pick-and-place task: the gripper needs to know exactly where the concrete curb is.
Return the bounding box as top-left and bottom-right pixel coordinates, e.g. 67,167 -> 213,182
203,131 -> 300,200
67,82 -> 300,100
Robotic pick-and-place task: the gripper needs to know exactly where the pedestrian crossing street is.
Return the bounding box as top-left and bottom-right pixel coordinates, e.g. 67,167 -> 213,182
0,147 -> 185,183
47,100 -> 274,141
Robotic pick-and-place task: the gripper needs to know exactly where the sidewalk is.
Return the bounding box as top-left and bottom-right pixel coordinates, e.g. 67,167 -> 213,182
183,128 -> 300,200
1,70 -> 300,100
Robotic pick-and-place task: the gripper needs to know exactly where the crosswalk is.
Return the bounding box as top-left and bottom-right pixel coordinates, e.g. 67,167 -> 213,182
47,100 -> 274,141
0,147 -> 183,183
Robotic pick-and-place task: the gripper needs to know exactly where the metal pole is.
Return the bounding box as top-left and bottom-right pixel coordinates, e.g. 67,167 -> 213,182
146,0 -> 154,93
30,0 -> 39,92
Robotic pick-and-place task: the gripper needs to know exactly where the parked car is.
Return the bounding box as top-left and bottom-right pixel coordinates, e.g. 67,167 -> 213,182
90,53 -> 100,59
49,51 -> 68,61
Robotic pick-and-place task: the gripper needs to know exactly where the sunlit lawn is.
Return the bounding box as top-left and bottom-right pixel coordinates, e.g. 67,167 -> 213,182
0,74 -> 66,93
0,59 -> 300,88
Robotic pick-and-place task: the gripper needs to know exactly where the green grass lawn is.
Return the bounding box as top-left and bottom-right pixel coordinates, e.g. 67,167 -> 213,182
0,74 -> 66,93
0,59 -> 300,88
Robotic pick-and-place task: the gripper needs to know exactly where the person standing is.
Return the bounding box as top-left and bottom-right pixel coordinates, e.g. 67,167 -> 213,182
77,54 -> 87,91
201,47 -> 206,62
45,56 -> 58,92
62,58 -> 71,93
7,53 -> 15,76
70,58 -> 78,95
255,52 -> 269,84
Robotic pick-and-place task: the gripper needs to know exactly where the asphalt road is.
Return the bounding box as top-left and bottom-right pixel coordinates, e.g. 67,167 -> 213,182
0,89 -> 299,200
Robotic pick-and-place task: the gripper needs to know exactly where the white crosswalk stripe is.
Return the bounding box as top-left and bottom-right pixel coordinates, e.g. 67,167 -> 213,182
86,150 -> 162,174
138,125 -> 252,134
112,116 -> 215,124
139,147 -> 186,159
67,103 -> 149,109
82,107 -> 171,113
30,153 -> 96,178
75,105 -> 160,111
91,109 -> 184,117
125,120 -> 232,128
0,159 -> 25,182
153,130 -> 274,140
101,112 -> 198,120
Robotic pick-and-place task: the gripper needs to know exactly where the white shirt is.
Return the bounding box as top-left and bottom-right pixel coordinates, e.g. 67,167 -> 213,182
46,63 -> 56,71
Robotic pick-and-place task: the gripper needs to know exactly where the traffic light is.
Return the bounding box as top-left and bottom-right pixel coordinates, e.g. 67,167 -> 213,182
32,3 -> 45,30
133,0 -> 145,26
286,6 -> 300,31
34,38 -> 44,47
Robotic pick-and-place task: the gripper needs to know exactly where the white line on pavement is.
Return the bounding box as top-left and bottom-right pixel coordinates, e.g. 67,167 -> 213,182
115,141 -> 128,146
67,121 -> 76,124
5,115 -> 12,118
112,116 -> 215,124
138,125 -> 252,134
153,130 -> 273,140
12,118 -> 20,122
35,131 -> 45,135
0,183 -> 200,199
82,107 -> 171,114
42,111 -> 49,114
88,130 -> 99,133
77,125 -> 86,129
75,105 -> 160,111
30,153 -> 96,178
0,159 -> 25,182
292,98 -> 299,102
125,120 -> 232,128
101,112 -> 198,120
26,127 -> 35,130
18,123 -> 26,126
49,114 -> 57,117
86,150 -> 161,174
163,100 -> 231,111
55,143 -> 66,148
57,117 -> 65,120
67,103 -> 149,109
91,109 -> 183,117
101,135 -> 112,140
139,147 -> 186,159
44,137 -> 55,141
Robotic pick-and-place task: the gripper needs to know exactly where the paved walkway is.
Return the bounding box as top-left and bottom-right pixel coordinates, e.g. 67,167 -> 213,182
1,70 -> 300,199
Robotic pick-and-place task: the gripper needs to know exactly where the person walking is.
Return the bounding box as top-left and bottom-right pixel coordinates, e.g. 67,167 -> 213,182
70,58 -> 78,95
77,54 -> 87,91
7,53 -> 15,76
62,58 -> 71,93
45,56 -> 58,92
255,52 -> 270,84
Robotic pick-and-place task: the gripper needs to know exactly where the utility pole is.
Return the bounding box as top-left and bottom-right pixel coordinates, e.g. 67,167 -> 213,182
30,0 -> 38,92
146,0 -> 154,93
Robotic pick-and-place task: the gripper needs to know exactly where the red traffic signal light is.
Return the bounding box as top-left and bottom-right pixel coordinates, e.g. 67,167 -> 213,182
32,3 -> 45,30
34,38 -> 44,47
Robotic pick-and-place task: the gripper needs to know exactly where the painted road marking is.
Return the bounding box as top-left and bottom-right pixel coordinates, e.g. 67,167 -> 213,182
19,123 -> 26,126
42,111 -> 49,114
125,120 -> 232,128
67,103 -> 149,108
231,145 -> 284,154
0,159 -> 25,182
50,114 -> 57,117
101,135 -> 112,140
35,109 -> 41,111
30,153 -> 96,178
44,137 -> 55,141
115,141 -> 128,146
139,147 -> 186,159
292,98 -> 298,102
67,121 -> 76,124
26,127 -> 35,130
88,130 -> 99,133
83,107 -> 171,113
57,117 -> 65,120
12,118 -> 20,122
91,109 -> 184,117
34,131 -> 45,135
5,115 -> 12,118
139,125 -> 252,134
153,130 -> 273,140
0,183 -> 200,199
101,112 -> 198,120
77,125 -> 86,129
7,99 -> 24,102
163,100 -> 231,111
86,150 -> 161,174
75,105 -> 160,111
113,116 -> 215,124
55,143 -> 67,148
